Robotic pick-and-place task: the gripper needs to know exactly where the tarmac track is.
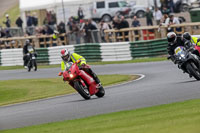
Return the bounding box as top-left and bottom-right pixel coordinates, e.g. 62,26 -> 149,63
0,61 -> 200,130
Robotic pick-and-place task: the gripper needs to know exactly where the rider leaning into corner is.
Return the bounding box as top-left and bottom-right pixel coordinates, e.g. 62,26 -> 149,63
59,49 -> 102,88
167,32 -> 186,62
167,32 -> 200,61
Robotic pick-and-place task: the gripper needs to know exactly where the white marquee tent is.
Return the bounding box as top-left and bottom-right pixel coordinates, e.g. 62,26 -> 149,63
20,0 -> 94,27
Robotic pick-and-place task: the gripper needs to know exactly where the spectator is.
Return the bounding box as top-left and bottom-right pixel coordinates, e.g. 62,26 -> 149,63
167,0 -> 174,13
71,22 -> 81,44
32,13 -> 38,26
162,14 -> 180,32
3,14 -> 11,28
119,16 -> 129,41
78,7 -> 84,20
27,14 -> 33,27
112,16 -> 120,29
162,6 -> 170,15
100,20 -> 110,42
132,15 -> 141,41
67,17 -> 74,32
83,19 -> 97,43
153,8 -> 163,25
15,16 -> 23,28
51,11 -> 57,25
145,8 -> 153,26
57,21 -> 66,34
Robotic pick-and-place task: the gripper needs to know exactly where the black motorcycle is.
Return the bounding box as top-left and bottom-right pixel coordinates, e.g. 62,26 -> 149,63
27,46 -> 37,72
172,46 -> 200,80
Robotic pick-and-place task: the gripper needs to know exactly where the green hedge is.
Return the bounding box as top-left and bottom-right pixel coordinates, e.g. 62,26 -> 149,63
35,48 -> 49,64
130,39 -> 168,58
74,43 -> 102,62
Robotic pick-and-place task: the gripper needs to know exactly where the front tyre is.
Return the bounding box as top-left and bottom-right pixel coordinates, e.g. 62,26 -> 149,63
74,81 -> 91,100
95,86 -> 105,98
33,60 -> 37,71
186,62 -> 200,80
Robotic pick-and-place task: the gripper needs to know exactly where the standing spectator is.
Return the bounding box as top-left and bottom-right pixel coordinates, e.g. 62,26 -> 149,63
57,21 -> 66,34
165,14 -> 180,33
83,19 -> 97,43
100,20 -> 110,42
71,22 -> 81,44
26,14 -> 33,27
153,8 -> 163,25
51,11 -> 57,25
161,6 -> 170,15
132,15 -> 141,41
32,13 -> 38,26
112,16 -> 120,29
119,16 -> 129,41
78,7 -> 84,20
145,8 -> 153,26
167,0 -> 174,13
3,14 -> 11,28
15,16 -> 23,28
67,17 -> 74,32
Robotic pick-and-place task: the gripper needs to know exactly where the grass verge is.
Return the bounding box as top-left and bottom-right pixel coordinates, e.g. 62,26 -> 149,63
0,57 -> 167,70
1,98 -> 200,133
0,74 -> 137,106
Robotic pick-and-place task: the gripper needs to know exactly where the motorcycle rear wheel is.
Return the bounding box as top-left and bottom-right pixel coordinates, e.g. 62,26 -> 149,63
74,81 -> 91,100
186,62 -> 200,80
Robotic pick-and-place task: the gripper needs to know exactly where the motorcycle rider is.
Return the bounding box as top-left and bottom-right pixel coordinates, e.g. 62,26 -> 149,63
182,32 -> 200,46
23,39 -> 36,68
167,32 -> 186,62
59,49 -> 102,87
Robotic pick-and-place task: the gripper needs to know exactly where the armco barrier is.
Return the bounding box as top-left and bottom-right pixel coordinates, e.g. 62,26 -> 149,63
48,45 -> 75,65
35,48 -> 49,64
130,39 -> 168,58
100,42 -> 132,61
1,49 -> 23,66
74,43 -> 102,62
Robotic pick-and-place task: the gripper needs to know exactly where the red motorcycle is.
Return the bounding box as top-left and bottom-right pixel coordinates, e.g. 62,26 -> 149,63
59,60 -> 105,100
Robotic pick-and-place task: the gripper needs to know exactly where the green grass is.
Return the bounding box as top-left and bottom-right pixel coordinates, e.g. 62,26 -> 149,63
0,57 -> 167,70
0,74 -> 136,106
0,4 -> 20,27
1,98 -> 200,133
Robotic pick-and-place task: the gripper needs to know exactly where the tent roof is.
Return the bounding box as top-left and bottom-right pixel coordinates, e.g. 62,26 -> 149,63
20,0 -> 92,12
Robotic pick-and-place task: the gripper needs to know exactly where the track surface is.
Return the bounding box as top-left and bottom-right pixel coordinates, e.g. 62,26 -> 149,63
1,61 -> 200,130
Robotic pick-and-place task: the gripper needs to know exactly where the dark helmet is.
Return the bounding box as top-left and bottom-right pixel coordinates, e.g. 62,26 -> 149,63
167,32 -> 177,45
182,32 -> 191,41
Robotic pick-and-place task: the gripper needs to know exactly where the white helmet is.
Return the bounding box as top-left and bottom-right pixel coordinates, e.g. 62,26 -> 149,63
167,32 -> 177,45
61,49 -> 70,62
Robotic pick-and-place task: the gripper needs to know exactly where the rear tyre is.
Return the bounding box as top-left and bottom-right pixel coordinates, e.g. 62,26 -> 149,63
186,62 -> 200,80
74,81 -> 91,100
95,86 -> 105,98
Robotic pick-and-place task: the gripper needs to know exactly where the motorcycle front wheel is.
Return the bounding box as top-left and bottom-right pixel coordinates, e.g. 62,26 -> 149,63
33,60 -> 37,71
95,86 -> 105,98
186,62 -> 200,80
74,81 -> 91,100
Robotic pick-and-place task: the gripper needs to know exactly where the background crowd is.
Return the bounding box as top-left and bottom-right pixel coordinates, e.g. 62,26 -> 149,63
0,0 -> 188,46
